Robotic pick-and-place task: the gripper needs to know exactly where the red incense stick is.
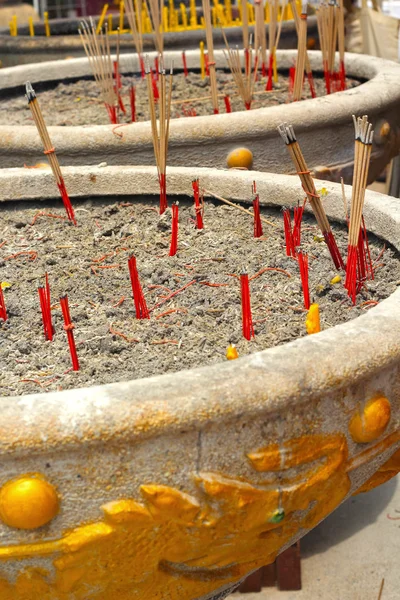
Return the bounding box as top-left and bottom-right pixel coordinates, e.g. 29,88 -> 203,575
266,53 -> 274,91
60,295 -> 79,371
139,54 -> 145,78
0,286 -> 7,321
289,65 -> 295,96
151,70 -> 159,101
169,203 -> 179,256
306,71 -> 317,98
283,208 -> 296,257
182,51 -> 189,77
252,181 -> 263,238
293,203 -> 305,247
105,103 -> 118,124
224,95 -> 232,113
130,84 -> 136,122
240,271 -> 254,340
192,179 -> 204,229
297,251 -> 310,309
128,255 -> 150,319
38,273 -> 53,340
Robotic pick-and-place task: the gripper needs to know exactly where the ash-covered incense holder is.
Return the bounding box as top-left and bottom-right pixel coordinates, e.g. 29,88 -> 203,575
0,165 -> 399,600
0,50 -> 399,184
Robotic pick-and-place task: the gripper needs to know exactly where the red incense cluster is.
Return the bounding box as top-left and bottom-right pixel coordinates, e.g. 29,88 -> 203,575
128,255 -> 150,319
192,179 -> 204,229
252,181 -> 263,238
182,51 -> 188,77
0,286 -> 7,322
60,295 -> 79,371
297,251 -> 310,309
240,271 -> 254,340
57,179 -> 76,225
38,273 -> 53,341
224,95 -> 232,113
283,204 -> 305,257
169,203 -> 179,256
266,53 -> 274,91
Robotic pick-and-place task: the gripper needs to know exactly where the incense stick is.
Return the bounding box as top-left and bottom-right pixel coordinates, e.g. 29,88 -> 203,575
25,82 -> 76,225
278,122 -> 344,269
290,0 -> 316,98
125,0 -> 144,72
202,0 -> 219,114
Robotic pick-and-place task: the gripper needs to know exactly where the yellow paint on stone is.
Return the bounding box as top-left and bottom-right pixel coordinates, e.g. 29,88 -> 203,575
305,303 -> 321,334
0,433 -> 371,600
0,475 -> 59,530
354,447 -> 400,494
226,343 -> 239,360
349,395 -> 391,443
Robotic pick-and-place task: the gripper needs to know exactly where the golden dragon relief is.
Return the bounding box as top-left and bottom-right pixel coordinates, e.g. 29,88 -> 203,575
0,427 -> 397,600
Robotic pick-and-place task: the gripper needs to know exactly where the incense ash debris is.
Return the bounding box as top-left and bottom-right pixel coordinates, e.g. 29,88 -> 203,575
0,72 -> 360,127
0,196 -> 398,397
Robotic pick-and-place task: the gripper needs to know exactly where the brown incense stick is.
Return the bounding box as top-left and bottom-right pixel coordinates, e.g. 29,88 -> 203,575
202,0 -> 219,114
241,0 -> 249,50
278,122 -> 344,269
125,0 -> 143,56
254,0 -> 267,71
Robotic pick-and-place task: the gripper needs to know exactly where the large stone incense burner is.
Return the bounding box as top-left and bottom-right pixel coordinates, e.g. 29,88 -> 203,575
0,50 -> 399,183
0,165 -> 398,600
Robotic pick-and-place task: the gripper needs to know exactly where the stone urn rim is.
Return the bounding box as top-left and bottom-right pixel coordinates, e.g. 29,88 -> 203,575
1,164 -> 399,456
0,49 -> 399,139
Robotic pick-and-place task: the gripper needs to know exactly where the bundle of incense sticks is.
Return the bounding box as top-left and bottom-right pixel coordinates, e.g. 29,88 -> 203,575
266,0 -> 285,90
192,179 -> 204,229
25,83 -> 76,225
316,0 -> 339,95
252,181 -> 263,238
147,0 -> 164,55
0,286 -> 7,322
60,295 -> 80,371
128,255 -> 150,318
38,273 -> 53,341
344,115 -> 374,303
169,202 -> 179,256
222,35 -> 260,110
240,270 -> 254,340
79,19 -> 118,123
290,0 -> 316,98
145,56 -> 173,215
254,0 -> 267,76
278,122 -> 344,269
293,0 -> 308,101
202,0 -> 219,114
297,251 -> 310,308
125,0 -> 145,76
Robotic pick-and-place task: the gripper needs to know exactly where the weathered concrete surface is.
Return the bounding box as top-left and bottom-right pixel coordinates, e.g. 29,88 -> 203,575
0,166 -> 398,600
0,50 -> 399,183
0,17 -> 315,66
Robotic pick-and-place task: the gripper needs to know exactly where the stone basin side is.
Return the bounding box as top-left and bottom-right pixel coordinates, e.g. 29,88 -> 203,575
0,165 -> 398,600
0,50 -> 399,183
